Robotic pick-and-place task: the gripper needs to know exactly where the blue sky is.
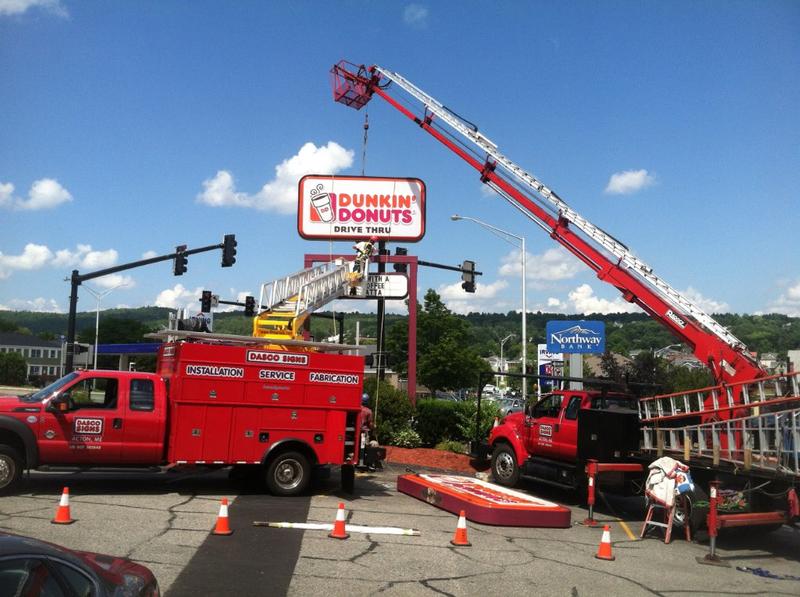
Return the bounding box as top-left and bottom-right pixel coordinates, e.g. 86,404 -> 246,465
1,1 -> 798,320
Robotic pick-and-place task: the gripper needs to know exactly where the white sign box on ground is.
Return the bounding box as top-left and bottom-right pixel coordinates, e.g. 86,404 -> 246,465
298,175 -> 426,242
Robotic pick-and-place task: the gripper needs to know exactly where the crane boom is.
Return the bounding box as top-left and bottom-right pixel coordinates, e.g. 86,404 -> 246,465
330,61 -> 764,384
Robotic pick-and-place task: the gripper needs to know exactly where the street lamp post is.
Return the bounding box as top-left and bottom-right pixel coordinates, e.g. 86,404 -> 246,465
499,333 -> 515,389
452,214 -> 527,401
83,283 -> 128,370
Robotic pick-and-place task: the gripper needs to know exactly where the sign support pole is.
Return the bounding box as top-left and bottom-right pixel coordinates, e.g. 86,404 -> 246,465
569,354 -> 583,390
376,242 -> 387,381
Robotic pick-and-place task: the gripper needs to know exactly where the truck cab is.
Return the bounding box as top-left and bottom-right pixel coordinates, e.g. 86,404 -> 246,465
488,390 -> 639,490
0,370 -> 168,491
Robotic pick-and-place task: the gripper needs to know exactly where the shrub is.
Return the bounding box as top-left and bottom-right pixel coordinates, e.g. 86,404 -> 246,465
435,439 -> 467,454
415,399 -> 461,446
0,352 -> 27,386
455,399 -> 501,444
363,378 -> 415,445
389,428 -> 422,448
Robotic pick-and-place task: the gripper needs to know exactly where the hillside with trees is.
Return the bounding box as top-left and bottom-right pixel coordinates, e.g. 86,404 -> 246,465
1,295 -> 798,365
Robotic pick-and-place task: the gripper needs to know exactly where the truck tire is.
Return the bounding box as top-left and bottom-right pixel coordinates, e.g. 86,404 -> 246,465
0,445 -> 23,495
491,443 -> 520,487
265,451 -> 311,496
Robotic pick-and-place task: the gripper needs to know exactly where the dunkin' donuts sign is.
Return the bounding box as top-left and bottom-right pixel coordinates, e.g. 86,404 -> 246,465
298,175 -> 426,241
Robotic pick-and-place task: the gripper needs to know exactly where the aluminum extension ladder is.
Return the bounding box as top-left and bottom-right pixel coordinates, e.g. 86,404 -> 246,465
257,259 -> 350,318
639,372 -> 800,476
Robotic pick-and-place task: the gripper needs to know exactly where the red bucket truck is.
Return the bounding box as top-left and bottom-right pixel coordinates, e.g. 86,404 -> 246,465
0,335 -> 381,496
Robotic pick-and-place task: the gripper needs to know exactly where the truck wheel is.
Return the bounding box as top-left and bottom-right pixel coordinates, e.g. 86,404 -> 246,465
491,444 -> 520,487
0,445 -> 23,495
265,451 -> 310,496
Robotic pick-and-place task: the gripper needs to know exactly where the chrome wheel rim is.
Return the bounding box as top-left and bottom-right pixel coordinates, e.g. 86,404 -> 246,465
494,451 -> 515,482
275,458 -> 303,490
0,456 -> 13,488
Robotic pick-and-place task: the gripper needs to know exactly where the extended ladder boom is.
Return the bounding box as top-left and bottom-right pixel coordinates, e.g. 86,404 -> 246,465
253,260 -> 351,341
374,66 -> 746,352
330,61 -> 763,383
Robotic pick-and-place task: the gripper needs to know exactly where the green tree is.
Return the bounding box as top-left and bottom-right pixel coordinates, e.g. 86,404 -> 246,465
387,290 -> 491,394
626,351 -> 671,393
599,350 -> 626,383
77,317 -> 153,344
363,378 -> 415,445
0,352 -> 27,385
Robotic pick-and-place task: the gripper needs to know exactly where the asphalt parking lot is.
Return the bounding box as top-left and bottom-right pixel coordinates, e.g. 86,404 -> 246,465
1,464 -> 798,596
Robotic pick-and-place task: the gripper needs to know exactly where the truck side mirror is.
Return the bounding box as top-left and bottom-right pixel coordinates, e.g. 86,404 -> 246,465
46,393 -> 71,413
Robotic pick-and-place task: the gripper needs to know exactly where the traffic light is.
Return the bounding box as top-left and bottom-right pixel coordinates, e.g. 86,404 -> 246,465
201,290 -> 212,313
393,247 -> 408,273
173,245 -> 188,276
221,234 -> 237,267
461,259 -> 475,293
244,295 -> 256,317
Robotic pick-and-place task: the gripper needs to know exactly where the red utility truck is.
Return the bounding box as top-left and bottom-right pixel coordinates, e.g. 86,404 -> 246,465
0,337 -> 374,496
329,61 -> 800,534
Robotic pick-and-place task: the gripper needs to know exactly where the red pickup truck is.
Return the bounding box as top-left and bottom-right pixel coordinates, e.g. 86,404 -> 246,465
0,340 -> 373,496
488,390 -> 641,491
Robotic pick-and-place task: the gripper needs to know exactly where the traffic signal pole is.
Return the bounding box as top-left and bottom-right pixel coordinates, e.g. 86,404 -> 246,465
64,239 -> 234,373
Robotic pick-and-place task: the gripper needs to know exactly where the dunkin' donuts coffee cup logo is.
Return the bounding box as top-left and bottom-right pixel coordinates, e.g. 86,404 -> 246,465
309,184 -> 334,223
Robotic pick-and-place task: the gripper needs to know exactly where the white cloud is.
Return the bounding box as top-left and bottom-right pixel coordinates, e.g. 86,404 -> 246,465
86,274 -> 135,291
0,297 -> 62,312
547,297 -> 563,309
500,247 -> 585,284
0,243 -> 120,279
765,280 -> 800,316
403,3 -> 429,28
604,169 -> 655,195
0,178 -> 73,210
682,286 -> 729,314
52,244 -> 118,269
0,243 -> 54,278
566,283 -> 640,315
0,0 -> 68,17
142,250 -> 158,259
0,182 -> 13,207
197,141 -> 354,214
215,290 -> 255,313
439,279 -> 513,314
155,284 -> 205,312
479,184 -> 498,198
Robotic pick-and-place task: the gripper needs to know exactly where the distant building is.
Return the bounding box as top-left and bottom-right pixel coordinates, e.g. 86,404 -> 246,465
0,332 -> 63,383
759,352 -> 779,373
789,350 -> 800,373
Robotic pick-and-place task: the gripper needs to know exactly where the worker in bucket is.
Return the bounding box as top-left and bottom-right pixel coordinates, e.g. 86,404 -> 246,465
348,236 -> 378,295
359,392 -> 377,471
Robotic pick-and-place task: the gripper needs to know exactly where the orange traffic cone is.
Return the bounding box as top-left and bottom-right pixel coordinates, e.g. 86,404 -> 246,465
328,502 -> 350,540
450,510 -> 471,547
212,498 -> 233,536
595,524 -> 615,561
51,487 -> 75,525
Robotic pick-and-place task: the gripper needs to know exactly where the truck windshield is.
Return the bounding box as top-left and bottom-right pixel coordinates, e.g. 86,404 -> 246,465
19,372 -> 79,403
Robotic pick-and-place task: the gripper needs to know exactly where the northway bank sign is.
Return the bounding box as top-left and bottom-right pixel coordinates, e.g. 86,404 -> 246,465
546,321 -> 605,354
